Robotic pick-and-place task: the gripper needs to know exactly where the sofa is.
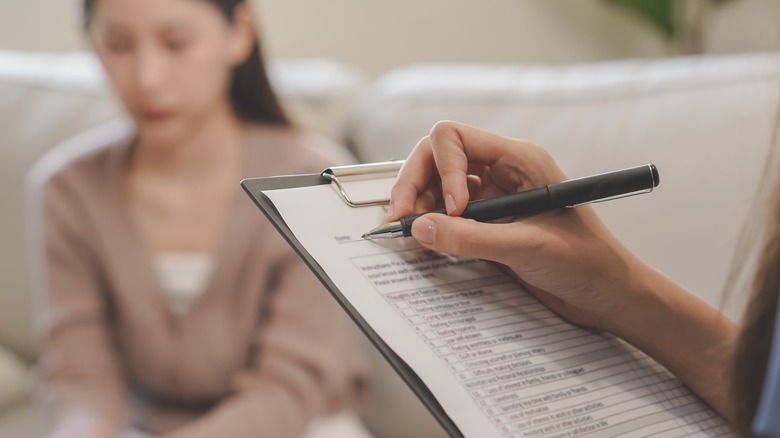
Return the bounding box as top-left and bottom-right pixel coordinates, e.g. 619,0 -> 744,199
1,49 -> 778,438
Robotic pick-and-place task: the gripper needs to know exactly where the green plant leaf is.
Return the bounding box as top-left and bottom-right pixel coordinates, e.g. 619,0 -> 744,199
603,0 -> 677,38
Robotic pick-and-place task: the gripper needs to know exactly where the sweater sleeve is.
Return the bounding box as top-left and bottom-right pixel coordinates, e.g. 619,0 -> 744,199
30,176 -> 128,434
164,254 -> 369,438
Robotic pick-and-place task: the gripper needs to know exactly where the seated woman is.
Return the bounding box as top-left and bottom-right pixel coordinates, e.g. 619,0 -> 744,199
27,0 -> 368,437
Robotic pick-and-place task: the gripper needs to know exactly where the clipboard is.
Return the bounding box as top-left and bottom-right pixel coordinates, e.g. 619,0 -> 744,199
240,161 -> 464,438
241,161 -> 734,438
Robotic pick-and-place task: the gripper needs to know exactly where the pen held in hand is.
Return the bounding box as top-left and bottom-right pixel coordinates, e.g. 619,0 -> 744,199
362,164 -> 660,239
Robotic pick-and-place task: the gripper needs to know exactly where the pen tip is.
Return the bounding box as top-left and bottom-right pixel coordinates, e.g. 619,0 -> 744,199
361,233 -> 370,239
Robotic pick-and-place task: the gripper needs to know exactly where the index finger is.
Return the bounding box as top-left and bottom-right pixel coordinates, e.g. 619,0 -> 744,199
391,120 -> 519,219
430,121 -> 569,199
388,135 -> 438,219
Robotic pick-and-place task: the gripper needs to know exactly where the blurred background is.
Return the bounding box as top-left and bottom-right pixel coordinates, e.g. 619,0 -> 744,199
2,1 -> 780,437
1,0 -> 778,76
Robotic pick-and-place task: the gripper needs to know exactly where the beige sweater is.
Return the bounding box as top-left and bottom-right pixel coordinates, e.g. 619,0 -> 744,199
27,121 -> 369,437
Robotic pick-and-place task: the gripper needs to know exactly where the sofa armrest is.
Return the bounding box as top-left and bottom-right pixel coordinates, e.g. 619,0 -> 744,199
0,345 -> 31,414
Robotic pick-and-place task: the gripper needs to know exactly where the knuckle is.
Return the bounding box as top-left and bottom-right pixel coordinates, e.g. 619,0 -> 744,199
412,135 -> 431,151
389,182 -> 417,214
417,190 -> 438,212
517,140 -> 549,160
513,140 -> 565,183
390,181 -> 411,197
430,120 -> 457,138
444,221 -> 476,256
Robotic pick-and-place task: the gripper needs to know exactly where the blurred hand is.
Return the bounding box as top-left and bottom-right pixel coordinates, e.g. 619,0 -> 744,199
46,413 -> 117,438
47,427 -> 115,438
388,121 -> 651,330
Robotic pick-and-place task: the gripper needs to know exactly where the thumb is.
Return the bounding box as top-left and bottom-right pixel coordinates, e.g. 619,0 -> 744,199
411,213 -> 531,262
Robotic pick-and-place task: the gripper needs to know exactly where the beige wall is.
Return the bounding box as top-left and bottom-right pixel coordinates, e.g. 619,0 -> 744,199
0,0 -> 777,77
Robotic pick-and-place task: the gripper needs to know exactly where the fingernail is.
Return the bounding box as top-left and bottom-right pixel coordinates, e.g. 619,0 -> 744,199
413,217 -> 436,244
445,194 -> 456,214
385,203 -> 394,219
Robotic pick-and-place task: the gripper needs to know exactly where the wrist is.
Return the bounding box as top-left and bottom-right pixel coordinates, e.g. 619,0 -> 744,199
600,261 -> 673,338
600,261 -> 739,418
605,262 -> 736,348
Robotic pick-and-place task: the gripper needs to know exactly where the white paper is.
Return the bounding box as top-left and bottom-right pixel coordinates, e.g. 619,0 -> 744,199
265,184 -> 732,438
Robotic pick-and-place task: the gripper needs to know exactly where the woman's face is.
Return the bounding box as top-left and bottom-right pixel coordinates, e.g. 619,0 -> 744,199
90,0 -> 253,145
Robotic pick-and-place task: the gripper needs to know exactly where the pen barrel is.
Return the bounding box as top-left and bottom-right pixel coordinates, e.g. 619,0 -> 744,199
547,164 -> 658,207
399,188 -> 552,236
461,187 -> 553,221
397,164 -> 658,237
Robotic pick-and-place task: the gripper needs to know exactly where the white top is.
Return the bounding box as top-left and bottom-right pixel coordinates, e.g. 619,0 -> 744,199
152,252 -> 215,315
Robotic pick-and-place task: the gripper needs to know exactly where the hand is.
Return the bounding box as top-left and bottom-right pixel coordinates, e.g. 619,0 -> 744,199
47,427 -> 115,438
389,121 -> 739,420
388,121 -> 651,330
46,413 -> 117,438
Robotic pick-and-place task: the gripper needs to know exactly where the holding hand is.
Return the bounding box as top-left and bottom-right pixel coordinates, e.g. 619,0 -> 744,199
46,413 -> 117,438
387,120 -> 648,330
387,121 -> 738,420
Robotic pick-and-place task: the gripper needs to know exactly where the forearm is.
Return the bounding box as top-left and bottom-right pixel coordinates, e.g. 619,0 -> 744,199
34,178 -> 129,435
606,262 -> 739,421
40,369 -> 127,437
48,409 -> 120,438
165,253 -> 367,438
162,385 -> 308,438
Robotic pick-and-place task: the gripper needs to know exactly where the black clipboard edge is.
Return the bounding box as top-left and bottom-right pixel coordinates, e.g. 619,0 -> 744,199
240,174 -> 464,438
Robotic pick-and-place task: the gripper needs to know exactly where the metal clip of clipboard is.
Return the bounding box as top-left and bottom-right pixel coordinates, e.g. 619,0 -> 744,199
321,160 -> 404,207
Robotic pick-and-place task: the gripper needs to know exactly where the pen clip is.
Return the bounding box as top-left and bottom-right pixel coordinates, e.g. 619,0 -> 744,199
565,187 -> 654,208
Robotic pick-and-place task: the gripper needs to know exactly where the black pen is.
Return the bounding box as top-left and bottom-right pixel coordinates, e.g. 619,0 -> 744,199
361,164 -> 660,239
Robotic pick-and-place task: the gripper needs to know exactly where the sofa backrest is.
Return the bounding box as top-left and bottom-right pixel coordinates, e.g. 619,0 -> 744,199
0,52 -> 120,361
0,51 -> 365,360
348,53 -> 780,320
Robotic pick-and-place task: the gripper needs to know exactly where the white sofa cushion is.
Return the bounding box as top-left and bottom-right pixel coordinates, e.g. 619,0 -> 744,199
348,52 -> 780,319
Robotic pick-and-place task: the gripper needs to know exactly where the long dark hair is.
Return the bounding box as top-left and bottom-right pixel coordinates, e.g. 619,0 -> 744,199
728,104 -> 780,436
83,0 -> 290,126
731,182 -> 780,436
